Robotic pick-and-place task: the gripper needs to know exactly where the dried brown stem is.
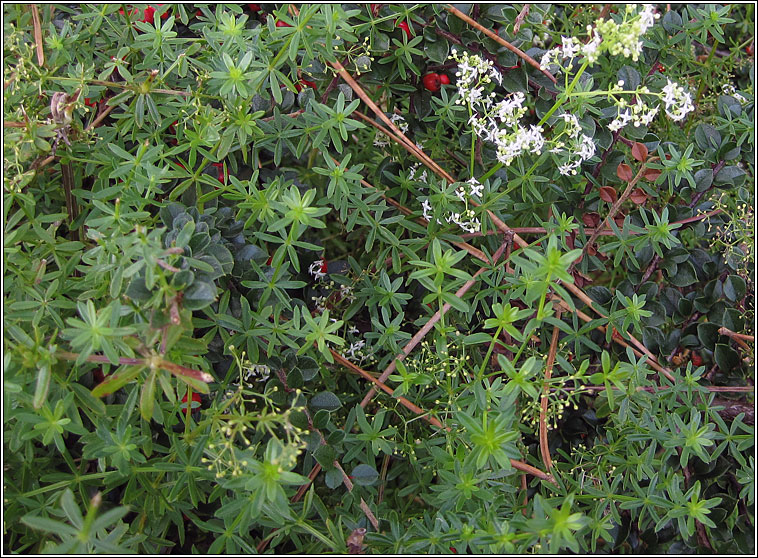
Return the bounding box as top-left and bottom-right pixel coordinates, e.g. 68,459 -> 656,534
578,158 -> 659,268
552,297 -> 676,383
31,5 -> 45,66
360,238 -> 509,408
539,306 -> 561,472
513,4 -> 530,33
444,4 -> 556,84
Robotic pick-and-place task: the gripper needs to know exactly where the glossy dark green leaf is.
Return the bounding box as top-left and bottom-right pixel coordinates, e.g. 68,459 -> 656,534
714,343 -> 740,372
310,391 -> 342,412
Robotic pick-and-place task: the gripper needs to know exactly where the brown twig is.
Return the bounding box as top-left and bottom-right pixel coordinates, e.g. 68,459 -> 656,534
461,209 -> 724,240
636,254 -> 661,289
31,5 -> 45,66
577,157 -> 659,268
552,297 -> 676,383
718,326 -> 754,351
360,238 -> 509,408
330,350 -> 445,430
331,61 -> 454,184
513,4 -> 530,33
539,306 -> 562,472
444,4 -> 556,84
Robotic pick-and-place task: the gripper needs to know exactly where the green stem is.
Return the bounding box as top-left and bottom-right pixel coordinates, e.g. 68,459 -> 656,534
477,325 -> 503,382
479,60 -> 590,184
468,103 -> 476,176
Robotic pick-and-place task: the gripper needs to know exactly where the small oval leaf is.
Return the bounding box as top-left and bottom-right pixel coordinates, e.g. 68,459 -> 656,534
309,391 -> 342,412
599,186 -> 618,204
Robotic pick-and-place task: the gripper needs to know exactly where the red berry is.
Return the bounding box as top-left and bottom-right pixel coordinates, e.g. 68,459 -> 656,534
422,73 -> 441,92
266,255 -> 273,266
438,74 -> 450,85
84,97 -> 99,108
396,20 -> 411,38
320,260 -> 328,274
691,353 -> 703,367
247,3 -> 262,12
276,20 -> 292,27
211,162 -> 226,183
141,5 -> 168,23
300,78 -> 317,90
747,43 -> 754,56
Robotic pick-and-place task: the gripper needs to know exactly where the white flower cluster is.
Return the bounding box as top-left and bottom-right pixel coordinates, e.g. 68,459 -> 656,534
547,114 -> 596,176
721,83 -> 748,105
374,113 -> 409,147
607,84 -> 660,131
343,339 -> 366,361
308,259 -> 327,280
242,363 -> 271,383
450,48 -> 502,106
408,162 -> 428,183
451,49 -> 598,177
661,78 -> 695,121
540,4 -> 660,69
422,177 -> 482,233
339,284 -> 355,303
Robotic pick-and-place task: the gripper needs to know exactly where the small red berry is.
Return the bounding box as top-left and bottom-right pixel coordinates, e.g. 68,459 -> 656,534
266,255 -> 273,266
422,73 -> 441,92
691,353 -> 703,367
320,260 -> 328,274
438,74 -> 450,85
247,3 -> 262,12
276,20 -> 292,28
141,5 -> 169,23
396,20 -> 411,38
84,97 -> 99,108
211,162 -> 226,183
747,43 -> 754,56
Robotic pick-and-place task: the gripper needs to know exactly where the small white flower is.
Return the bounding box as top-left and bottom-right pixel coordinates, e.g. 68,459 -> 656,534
467,177 -> 484,198
661,78 -> 694,121
309,259 -> 327,280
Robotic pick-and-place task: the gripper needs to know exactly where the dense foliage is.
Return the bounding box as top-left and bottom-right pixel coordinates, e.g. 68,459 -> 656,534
3,3 -> 754,554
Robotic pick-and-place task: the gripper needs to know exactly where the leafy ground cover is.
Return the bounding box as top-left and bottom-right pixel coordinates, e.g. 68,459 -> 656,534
3,3 -> 755,554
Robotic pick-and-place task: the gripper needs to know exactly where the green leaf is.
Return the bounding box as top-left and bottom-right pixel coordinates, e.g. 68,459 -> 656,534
313,444 -> 336,469
723,275 -> 746,302
668,261 -> 698,287
182,281 -> 217,310
714,343 -> 740,372
350,464 -> 379,486
32,365 -> 51,410
309,391 -> 342,412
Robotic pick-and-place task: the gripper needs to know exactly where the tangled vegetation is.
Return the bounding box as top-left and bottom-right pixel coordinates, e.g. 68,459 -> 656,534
3,3 -> 754,554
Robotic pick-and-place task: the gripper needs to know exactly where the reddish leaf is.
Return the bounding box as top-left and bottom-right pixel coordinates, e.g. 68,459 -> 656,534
599,186 -> 618,204
629,188 -> 648,205
631,142 -> 648,162
642,167 -> 661,182
616,163 -> 633,182
582,212 -> 600,227
614,213 -> 626,227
